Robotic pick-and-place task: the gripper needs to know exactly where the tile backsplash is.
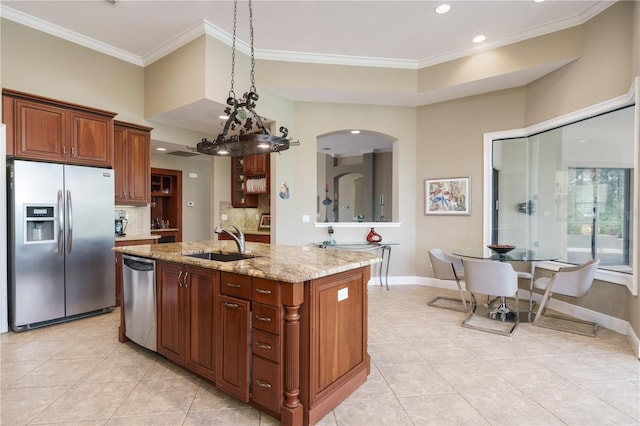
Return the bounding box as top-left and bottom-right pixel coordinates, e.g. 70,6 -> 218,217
219,194 -> 269,231
116,205 -> 151,235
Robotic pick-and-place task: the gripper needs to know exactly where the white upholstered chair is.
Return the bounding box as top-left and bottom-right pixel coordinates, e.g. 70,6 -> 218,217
428,249 -> 468,312
462,258 -> 520,336
532,259 -> 600,337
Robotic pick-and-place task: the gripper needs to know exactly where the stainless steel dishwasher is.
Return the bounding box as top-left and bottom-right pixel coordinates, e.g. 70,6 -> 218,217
122,254 -> 156,351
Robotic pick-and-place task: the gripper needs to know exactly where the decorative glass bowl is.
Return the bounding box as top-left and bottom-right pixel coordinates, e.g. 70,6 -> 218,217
487,244 -> 515,254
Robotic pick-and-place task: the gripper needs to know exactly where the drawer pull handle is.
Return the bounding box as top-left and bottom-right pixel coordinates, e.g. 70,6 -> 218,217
256,315 -> 272,322
226,282 -> 241,288
224,302 -> 239,309
256,379 -> 272,388
255,288 -> 272,295
256,342 -> 272,350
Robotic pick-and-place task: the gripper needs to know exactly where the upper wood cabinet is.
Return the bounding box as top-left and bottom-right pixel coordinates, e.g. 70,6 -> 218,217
114,121 -> 152,205
2,89 -> 116,167
231,156 -> 258,208
243,153 -> 269,176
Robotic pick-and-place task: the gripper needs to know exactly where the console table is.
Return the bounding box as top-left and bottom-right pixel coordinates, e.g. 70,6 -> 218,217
317,242 -> 395,290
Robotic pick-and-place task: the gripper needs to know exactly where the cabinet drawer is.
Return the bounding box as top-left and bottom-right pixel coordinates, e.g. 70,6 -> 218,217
252,278 -> 280,306
252,303 -> 281,335
251,356 -> 282,413
220,272 -> 251,299
252,329 -> 280,363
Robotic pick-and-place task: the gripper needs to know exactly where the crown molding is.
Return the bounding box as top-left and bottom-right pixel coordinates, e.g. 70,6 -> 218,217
1,0 -> 616,70
1,5 -> 143,66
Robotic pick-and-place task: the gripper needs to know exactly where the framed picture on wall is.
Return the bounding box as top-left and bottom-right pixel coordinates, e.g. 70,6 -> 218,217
425,177 -> 471,215
259,213 -> 271,229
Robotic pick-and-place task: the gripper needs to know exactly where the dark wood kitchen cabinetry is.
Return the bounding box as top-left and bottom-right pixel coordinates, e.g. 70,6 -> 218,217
2,89 -> 116,167
230,154 -> 270,207
114,121 -> 152,205
156,261 -> 218,382
151,168 -> 182,242
231,156 -> 258,208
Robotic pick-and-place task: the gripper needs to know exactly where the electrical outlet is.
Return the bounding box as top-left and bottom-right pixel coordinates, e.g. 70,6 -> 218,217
221,214 -> 228,221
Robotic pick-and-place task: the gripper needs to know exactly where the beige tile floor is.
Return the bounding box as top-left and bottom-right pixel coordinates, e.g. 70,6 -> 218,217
1,284 -> 639,425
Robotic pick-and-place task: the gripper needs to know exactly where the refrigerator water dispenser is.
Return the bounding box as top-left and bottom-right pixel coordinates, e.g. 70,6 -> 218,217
25,205 -> 55,243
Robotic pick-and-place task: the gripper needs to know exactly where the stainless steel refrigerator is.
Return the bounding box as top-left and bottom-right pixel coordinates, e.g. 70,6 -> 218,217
7,159 -> 115,332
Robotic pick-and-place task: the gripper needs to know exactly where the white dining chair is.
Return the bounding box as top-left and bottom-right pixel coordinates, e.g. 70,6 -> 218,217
532,259 -> 600,337
462,258 -> 520,336
427,249 -> 468,312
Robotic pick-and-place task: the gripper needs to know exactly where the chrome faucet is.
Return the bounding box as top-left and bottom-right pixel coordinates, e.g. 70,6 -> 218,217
214,225 -> 245,253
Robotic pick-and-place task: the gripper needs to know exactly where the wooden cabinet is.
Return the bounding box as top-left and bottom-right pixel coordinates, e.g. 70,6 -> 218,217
244,154 -> 268,176
230,154 -> 270,207
2,89 -> 116,167
114,121 -> 152,205
156,261 -> 217,382
231,156 -> 258,208
218,232 -> 270,244
216,272 -> 251,401
244,154 -> 270,195
251,277 -> 283,413
151,168 -> 182,242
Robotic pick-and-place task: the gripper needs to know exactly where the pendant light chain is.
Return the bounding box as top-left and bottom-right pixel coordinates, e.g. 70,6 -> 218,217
248,0 -> 256,93
228,0 -> 238,100
195,0 -> 298,156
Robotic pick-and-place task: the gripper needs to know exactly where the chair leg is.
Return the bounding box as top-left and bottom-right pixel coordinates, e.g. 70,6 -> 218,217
428,279 -> 468,313
533,287 -> 597,337
462,293 -> 518,337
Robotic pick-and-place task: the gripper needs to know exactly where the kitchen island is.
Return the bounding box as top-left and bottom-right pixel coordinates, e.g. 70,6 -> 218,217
113,241 -> 380,425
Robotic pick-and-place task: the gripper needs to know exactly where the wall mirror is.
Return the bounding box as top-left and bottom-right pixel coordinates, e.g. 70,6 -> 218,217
317,130 -> 395,223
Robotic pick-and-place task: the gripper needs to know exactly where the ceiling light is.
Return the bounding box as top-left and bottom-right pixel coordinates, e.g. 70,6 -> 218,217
472,35 -> 486,43
156,147 -> 167,152
435,4 -> 451,14
350,130 -> 361,134
219,114 -> 229,120
197,0 -> 299,156
533,0 -> 544,3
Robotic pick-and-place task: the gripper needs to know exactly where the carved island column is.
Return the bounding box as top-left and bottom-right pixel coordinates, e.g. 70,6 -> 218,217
281,282 -> 304,426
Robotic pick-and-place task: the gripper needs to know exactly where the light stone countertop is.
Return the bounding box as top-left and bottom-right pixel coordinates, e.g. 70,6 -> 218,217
113,240 -> 380,283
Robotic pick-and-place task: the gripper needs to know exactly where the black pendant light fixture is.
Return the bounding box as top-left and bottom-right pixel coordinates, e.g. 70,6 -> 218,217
197,0 -> 298,156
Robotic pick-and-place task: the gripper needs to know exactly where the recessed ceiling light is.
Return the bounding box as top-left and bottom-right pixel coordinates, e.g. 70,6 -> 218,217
350,130 -> 361,134
472,35 -> 486,43
219,114 -> 229,120
435,4 -> 451,14
533,0 -> 544,3
156,147 -> 167,152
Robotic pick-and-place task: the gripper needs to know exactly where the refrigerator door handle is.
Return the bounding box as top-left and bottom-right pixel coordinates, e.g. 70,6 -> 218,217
57,189 -> 64,256
67,189 -> 73,255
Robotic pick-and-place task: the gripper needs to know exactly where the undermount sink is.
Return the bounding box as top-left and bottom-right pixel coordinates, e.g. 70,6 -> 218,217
184,252 -> 257,262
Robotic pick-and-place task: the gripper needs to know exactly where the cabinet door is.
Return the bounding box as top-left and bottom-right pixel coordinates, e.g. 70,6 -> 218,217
126,128 -> 151,204
113,127 -> 128,204
184,267 -> 217,382
157,261 -> 185,365
68,110 -> 113,167
243,154 -> 267,175
14,98 -> 67,162
3,95 -> 15,157
216,295 -> 250,402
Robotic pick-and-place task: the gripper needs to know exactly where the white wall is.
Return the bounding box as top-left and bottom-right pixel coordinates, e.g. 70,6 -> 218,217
151,153 -> 211,242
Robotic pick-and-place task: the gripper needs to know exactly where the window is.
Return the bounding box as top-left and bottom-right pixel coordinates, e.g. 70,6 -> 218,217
491,105 -> 635,276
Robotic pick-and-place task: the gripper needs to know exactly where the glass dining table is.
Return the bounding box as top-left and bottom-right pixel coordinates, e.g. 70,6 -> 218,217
452,247 -> 559,322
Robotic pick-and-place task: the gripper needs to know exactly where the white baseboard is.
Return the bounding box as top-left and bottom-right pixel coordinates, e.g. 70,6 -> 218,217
369,276 -> 640,359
